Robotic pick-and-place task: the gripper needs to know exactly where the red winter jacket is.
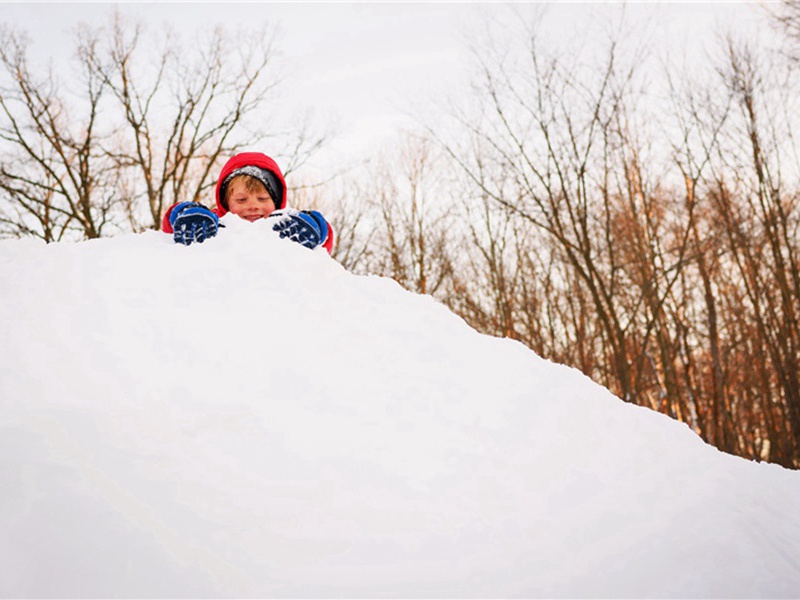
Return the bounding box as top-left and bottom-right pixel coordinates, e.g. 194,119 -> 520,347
161,152 -> 334,253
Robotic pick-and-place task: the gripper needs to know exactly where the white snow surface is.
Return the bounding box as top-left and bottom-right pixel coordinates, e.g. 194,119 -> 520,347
1,214 -> 799,598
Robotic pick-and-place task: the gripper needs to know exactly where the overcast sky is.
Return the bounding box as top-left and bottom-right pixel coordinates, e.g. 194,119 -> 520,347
3,2 -> 768,173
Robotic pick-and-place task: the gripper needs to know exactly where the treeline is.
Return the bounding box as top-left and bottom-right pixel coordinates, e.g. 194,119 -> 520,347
3,7 -> 800,468
326,7 -> 800,469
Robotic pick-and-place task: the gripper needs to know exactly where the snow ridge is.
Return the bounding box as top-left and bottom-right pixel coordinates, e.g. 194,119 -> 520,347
1,216 -> 799,597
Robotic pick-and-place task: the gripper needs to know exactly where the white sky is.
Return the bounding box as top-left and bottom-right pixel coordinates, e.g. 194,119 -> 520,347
2,1 -> 768,173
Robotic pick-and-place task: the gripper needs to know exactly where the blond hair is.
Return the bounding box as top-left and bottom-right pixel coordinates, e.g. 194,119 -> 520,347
222,174 -> 272,208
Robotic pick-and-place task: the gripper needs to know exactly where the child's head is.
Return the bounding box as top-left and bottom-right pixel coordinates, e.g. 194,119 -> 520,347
224,174 -> 277,221
215,152 -> 287,218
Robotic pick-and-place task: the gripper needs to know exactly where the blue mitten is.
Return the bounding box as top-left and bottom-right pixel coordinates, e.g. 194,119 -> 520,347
170,202 -> 219,246
268,209 -> 329,250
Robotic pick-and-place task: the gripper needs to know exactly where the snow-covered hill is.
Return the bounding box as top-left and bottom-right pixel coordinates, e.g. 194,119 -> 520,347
1,214 -> 799,598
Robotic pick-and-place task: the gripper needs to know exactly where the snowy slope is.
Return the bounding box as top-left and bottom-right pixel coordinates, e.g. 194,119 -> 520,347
1,214 -> 799,598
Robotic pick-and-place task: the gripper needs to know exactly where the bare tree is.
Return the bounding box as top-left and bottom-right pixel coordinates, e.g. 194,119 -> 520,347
363,134 -> 454,296
424,9 -> 800,467
0,11 -> 329,240
702,36 -> 800,464
0,26 -> 119,240
439,17 -> 675,404
80,11 -> 327,231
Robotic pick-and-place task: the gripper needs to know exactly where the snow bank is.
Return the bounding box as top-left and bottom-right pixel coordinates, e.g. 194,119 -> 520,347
1,215 -> 799,597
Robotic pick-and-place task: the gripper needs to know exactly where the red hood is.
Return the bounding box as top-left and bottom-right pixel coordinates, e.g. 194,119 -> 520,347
214,152 -> 287,215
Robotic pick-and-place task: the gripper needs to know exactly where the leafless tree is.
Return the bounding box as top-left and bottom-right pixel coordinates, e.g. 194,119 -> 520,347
0,11 -> 328,239
358,134 -> 455,296
0,26 -> 119,240
423,9 -> 800,467
80,11 -> 327,231
702,36 -> 800,464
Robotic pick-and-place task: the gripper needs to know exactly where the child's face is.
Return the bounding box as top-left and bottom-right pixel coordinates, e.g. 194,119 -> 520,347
227,179 -> 276,222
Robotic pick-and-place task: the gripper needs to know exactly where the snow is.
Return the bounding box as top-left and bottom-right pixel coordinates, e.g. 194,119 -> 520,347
1,214 -> 799,597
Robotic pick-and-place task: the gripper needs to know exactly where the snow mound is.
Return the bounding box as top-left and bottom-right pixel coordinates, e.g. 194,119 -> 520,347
1,215 -> 799,597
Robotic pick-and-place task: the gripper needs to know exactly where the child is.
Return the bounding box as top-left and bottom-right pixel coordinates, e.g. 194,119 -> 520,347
161,152 -> 334,253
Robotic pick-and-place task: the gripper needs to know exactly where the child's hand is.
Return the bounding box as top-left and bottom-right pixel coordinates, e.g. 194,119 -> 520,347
268,209 -> 330,250
170,202 -> 219,246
